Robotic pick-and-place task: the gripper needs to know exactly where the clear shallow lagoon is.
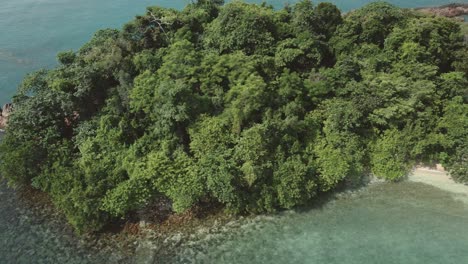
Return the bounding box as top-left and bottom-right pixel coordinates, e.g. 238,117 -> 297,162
0,0 -> 465,105
157,182 -> 468,264
1,125 -> 468,264
0,181 -> 124,264
3,175 -> 468,263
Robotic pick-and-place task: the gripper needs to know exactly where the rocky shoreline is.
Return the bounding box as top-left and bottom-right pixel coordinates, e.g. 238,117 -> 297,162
0,180 -> 135,263
0,103 -> 12,131
3,169 -> 467,263
415,3 -> 468,20
0,173 -> 233,262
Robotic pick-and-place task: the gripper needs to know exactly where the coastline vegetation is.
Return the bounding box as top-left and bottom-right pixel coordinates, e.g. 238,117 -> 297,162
0,0 -> 466,233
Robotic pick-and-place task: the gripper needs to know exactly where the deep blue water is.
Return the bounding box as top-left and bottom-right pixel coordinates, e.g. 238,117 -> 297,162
0,0 -> 464,105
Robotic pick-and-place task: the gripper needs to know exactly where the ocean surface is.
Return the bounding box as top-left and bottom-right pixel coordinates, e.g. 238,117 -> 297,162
161,182 -> 468,264
0,0 -> 465,105
2,175 -> 468,263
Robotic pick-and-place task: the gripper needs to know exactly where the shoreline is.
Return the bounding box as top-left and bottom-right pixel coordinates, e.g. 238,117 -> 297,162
3,165 -> 468,262
0,180 -> 135,263
409,166 -> 468,203
413,3 -> 468,20
132,166 -> 468,261
136,173 -> 468,262
414,3 -> 468,10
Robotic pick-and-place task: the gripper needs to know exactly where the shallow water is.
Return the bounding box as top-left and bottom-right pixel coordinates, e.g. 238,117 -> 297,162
0,181 -> 127,264
153,182 -> 468,264
0,0 -> 464,105
1,159 -> 468,263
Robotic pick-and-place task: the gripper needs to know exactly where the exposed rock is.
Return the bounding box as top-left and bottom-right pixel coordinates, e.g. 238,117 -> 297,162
415,3 -> 468,19
0,103 -> 13,130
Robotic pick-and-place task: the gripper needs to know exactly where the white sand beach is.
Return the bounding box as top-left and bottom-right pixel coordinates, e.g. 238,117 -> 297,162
410,166 -> 468,203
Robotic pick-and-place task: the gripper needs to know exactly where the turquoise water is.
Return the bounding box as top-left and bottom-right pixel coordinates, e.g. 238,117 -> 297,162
0,0 -> 464,105
0,181 -> 126,263
2,169 -> 468,263
156,182 -> 468,264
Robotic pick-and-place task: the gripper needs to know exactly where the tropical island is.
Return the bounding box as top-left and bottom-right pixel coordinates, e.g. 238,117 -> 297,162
0,0 -> 466,243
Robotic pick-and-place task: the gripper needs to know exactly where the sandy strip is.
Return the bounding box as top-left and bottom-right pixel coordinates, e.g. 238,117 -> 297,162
409,166 -> 468,203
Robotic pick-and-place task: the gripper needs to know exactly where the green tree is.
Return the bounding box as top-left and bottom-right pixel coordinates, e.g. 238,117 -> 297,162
371,129 -> 412,181
204,1 -> 278,55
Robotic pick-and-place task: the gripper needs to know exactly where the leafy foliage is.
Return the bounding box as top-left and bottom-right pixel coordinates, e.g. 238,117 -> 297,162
0,1 -> 466,233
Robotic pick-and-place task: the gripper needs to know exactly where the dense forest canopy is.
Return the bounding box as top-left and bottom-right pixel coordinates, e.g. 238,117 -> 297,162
0,0 -> 467,233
